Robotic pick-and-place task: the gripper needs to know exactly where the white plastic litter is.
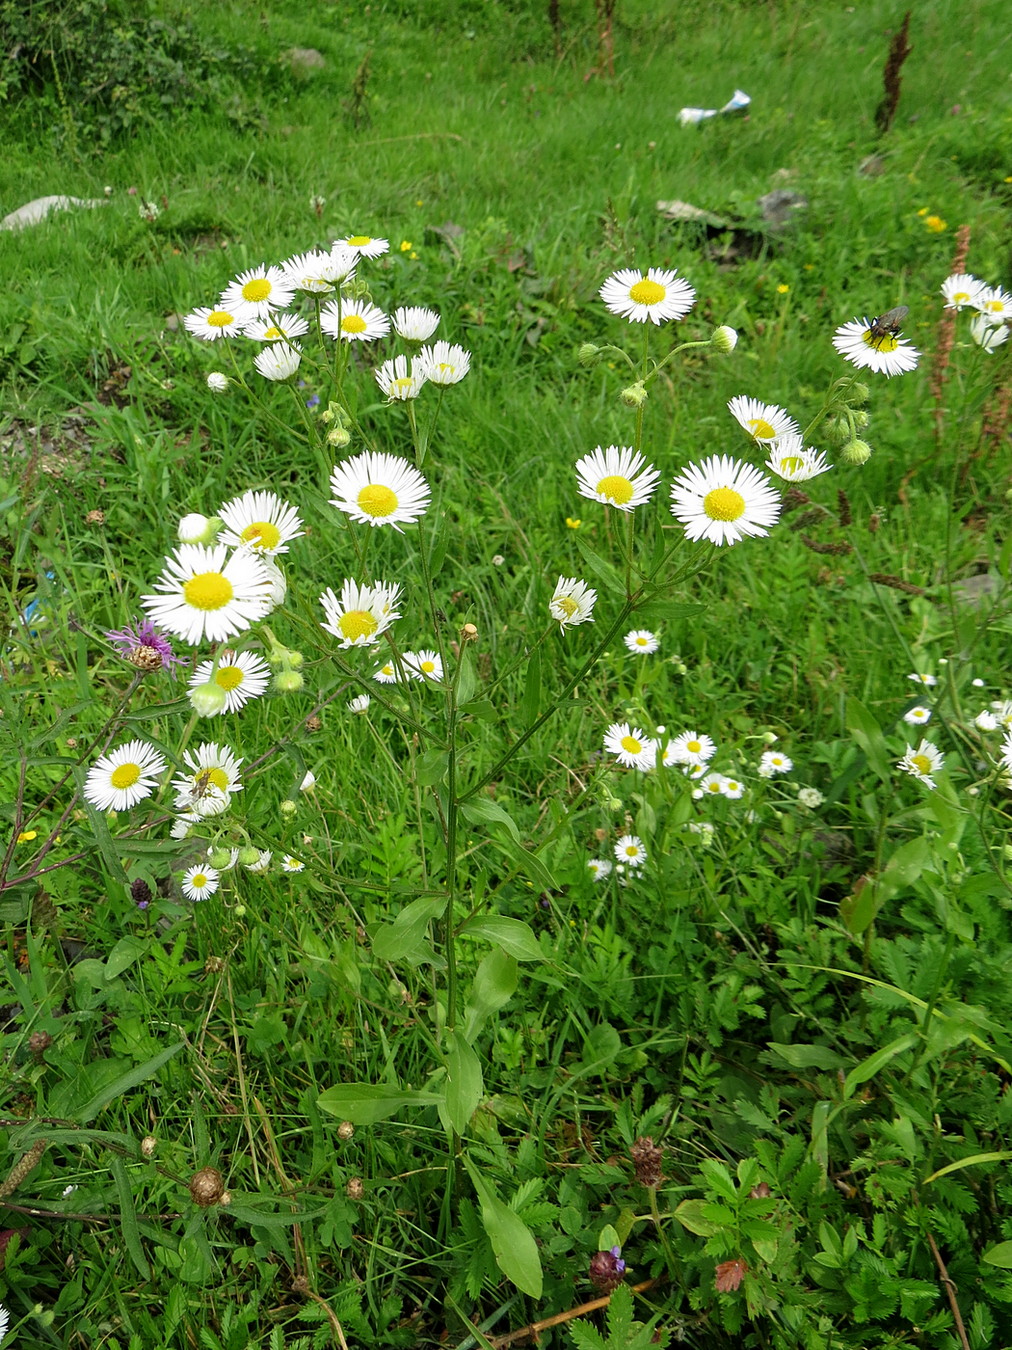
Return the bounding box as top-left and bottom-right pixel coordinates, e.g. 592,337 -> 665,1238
0,195 -> 107,232
678,89 -> 751,127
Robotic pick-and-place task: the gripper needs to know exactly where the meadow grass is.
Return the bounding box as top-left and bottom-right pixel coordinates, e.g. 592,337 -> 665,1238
1,1 -> 1012,1347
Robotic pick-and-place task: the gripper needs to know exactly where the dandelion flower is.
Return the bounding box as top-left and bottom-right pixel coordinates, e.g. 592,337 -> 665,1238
941,273 -> 986,311
417,341 -> 471,385
319,579 -> 403,647
624,629 -> 659,655
587,858 -> 613,882
320,298 -> 390,342
220,264 -> 294,317
758,749 -> 793,775
765,437 -> 832,482
404,649 -> 444,681
105,617 -> 184,672
243,313 -> 310,342
832,316 -> 920,375
254,341 -> 302,380
614,835 -> 647,867
604,722 -> 658,770
189,649 -> 270,713
599,267 -> 695,324
172,742 -> 244,810
375,354 -> 427,400
899,739 -> 943,788
670,455 -> 780,547
903,705 -> 932,726
281,855 -> 306,872
184,305 -> 252,340
727,396 -> 799,445
182,864 -> 219,901
393,306 -> 440,340
908,672 -> 938,687
218,490 -> 304,557
969,313 -> 1009,353
575,445 -> 660,511
340,233 -> 389,258
670,731 -> 716,766
329,451 -> 430,530
141,544 -> 271,646
974,285 -> 1012,326
549,576 -> 597,629
83,740 -> 166,811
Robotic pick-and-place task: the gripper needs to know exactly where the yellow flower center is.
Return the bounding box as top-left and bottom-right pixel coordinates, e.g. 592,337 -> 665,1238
197,767 -> 230,791
629,277 -> 664,306
207,310 -> 235,329
706,780 -> 723,793
863,330 -> 898,352
191,872 -> 209,889
379,663 -> 394,677
241,278 -> 272,302
635,638 -> 648,647
263,325 -> 284,339
420,659 -> 436,674
747,417 -> 776,439
392,377 -> 415,394
216,665 -> 244,691
342,314 -> 368,334
556,596 -> 578,618
183,571 -> 235,612
686,740 -> 701,754
952,291 -> 970,304
596,474 -> 634,504
703,487 -> 745,521
348,235 -> 372,247
911,754 -> 932,775
111,763 -> 142,789
623,845 -> 639,858
620,735 -> 642,755
240,520 -> 281,550
358,484 -> 398,518
983,299 -> 1005,314
437,363 -> 454,376
339,609 -> 378,641
779,454 -> 805,476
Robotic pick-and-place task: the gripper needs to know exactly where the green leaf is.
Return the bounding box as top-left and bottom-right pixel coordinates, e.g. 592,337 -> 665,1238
673,1198 -> 720,1236
982,1240 -> 1012,1269
766,1042 -> 847,1071
460,796 -> 521,843
843,1032 -> 919,1099
574,536 -> 626,595
490,834 -> 559,892
459,916 -> 542,960
924,1151 -> 1012,1184
463,949 -> 519,1043
633,599 -> 705,626
104,935 -> 149,981
442,1030 -> 484,1134
110,1154 -> 151,1280
846,697 -> 891,783
700,1158 -> 739,1204
371,897 -> 443,963
317,1083 -> 443,1125
462,1154 -> 543,1298
416,749 -> 448,787
521,644 -> 542,725
455,647 -> 479,706
75,1042 -> 184,1124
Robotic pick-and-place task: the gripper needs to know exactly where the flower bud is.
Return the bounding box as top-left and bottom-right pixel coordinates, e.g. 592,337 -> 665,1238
237,846 -> 260,867
274,670 -> 304,693
846,382 -> 871,406
589,1246 -> 626,1293
140,1135 -> 157,1158
327,426 -> 352,448
577,342 -> 602,367
189,680 -> 228,717
620,380 -> 648,408
208,848 -> 232,869
178,513 -> 210,544
337,1121 -> 355,1140
280,799 -> 298,816
840,438 -> 872,466
188,1166 -> 225,1207
206,372 -> 229,393
710,325 -> 738,353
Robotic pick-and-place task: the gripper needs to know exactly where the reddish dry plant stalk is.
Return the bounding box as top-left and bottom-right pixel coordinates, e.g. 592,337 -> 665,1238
869,573 -> 925,595
801,537 -> 853,556
931,224 -> 972,446
836,489 -> 853,527
874,10 -> 913,134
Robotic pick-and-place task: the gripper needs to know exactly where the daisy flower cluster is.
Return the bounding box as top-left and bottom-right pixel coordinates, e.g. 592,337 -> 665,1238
940,272 -> 1011,353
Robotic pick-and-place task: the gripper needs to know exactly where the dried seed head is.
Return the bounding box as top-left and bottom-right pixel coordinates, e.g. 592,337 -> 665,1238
337,1121 -> 355,1140
305,714 -> 323,733
346,1176 -> 364,1200
140,1136 -> 158,1158
130,877 -> 153,907
85,509 -> 105,525
631,1135 -> 664,1188
29,1030 -> 53,1060
460,623 -> 478,642
204,955 -> 225,974
128,645 -> 167,672
588,1246 -> 626,1293
188,1166 -> 226,1207
750,1181 -> 772,1199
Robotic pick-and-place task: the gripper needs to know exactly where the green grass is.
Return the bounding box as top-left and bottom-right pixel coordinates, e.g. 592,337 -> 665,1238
2,1 -> 1012,1347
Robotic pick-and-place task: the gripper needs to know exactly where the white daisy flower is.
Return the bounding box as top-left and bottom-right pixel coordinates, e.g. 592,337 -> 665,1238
587,858 -> 613,882
348,693 -> 372,713
393,306 -> 440,340
969,313 -> 1009,352
403,649 -> 444,681
655,739 -> 681,769
189,649 -> 271,713
899,739 -> 943,789
83,740 -> 166,812
599,267 -> 695,324
670,455 -> 781,547
319,579 -> 403,647
300,770 -> 316,792
670,731 -> 716,766
0,1302 -> 9,1344
218,490 -> 304,557
759,750 -> 793,774
1000,734 -> 1012,774
375,354 -> 427,401
575,445 -> 661,512
280,249 -> 341,293
326,243 -> 359,282
908,672 -> 938,687
329,451 -> 430,530
340,234 -> 389,258
765,437 -> 833,482
141,543 -> 271,646
832,315 -> 920,375
614,835 -> 647,867
184,305 -> 251,340
903,705 -> 932,726
243,313 -> 310,342
220,264 -> 295,317
696,772 -> 728,798
940,273 -> 986,311
173,743 -> 244,810
722,777 -> 745,799
254,341 -> 302,380
373,660 -> 400,684
993,700 -> 1012,727
603,722 -> 658,770
206,372 -> 229,393
417,340 -> 471,385
246,849 -> 273,873
974,285 -> 1012,326
549,576 -> 597,629
623,629 -> 659,655
182,864 -> 219,901
281,855 -> 306,872
727,396 -> 799,444
975,709 -> 999,731
320,297 -> 390,342
209,846 -> 240,871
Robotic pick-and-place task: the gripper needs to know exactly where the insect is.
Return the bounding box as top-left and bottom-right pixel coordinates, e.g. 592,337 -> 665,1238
189,768 -> 218,800
867,305 -> 909,348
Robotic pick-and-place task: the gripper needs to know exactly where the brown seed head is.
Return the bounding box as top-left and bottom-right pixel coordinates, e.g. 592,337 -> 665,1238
337,1121 -> 355,1140
29,1030 -> 53,1060
346,1176 -> 364,1200
304,714 -> 323,733
140,1135 -> 157,1158
460,623 -> 478,642
204,955 -> 225,974
188,1166 -> 225,1207
128,645 -> 165,672
631,1136 -> 664,1188
588,1248 -> 626,1293
85,509 -> 106,525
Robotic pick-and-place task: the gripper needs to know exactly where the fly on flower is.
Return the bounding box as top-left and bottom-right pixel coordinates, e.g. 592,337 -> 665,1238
866,305 -> 909,349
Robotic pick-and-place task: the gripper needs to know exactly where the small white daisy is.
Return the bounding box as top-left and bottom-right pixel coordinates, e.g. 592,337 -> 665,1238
173,743 -> 244,810
320,297 -> 390,342
908,673 -> 938,687
670,731 -> 716,766
319,579 -> 403,647
220,264 -> 295,317
727,396 -> 799,445
940,273 -> 986,311
189,649 -> 271,713
599,267 -> 695,324
722,776 -> 745,799
417,340 -> 471,385
300,770 -> 316,792
340,233 -> 389,258
375,354 -> 427,401
975,709 -> 999,731
348,693 -> 372,713
575,445 -> 661,512
899,739 -> 943,789
832,316 -> 920,375
614,835 -> 647,867
254,341 -> 302,380
670,455 -> 781,547
206,372 -> 229,393
373,660 -> 400,684
142,544 -> 271,646
184,305 -> 251,340
403,649 -> 444,681
281,855 -> 306,872
903,705 -> 932,726
1000,734 -> 1012,774
992,700 -> 1012,728
329,451 -> 430,530
325,243 -> 359,282
969,313 -> 1009,353
624,629 -> 659,655
549,576 -> 597,629
758,749 -> 793,774
393,305 -> 440,340
696,772 -> 728,798
280,249 -> 340,294
218,490 -> 304,557
974,285 -> 1012,326
765,437 -> 833,483
83,740 -> 166,812
245,849 -> 273,873
182,864 -> 219,901
243,313 -> 310,342
603,722 -> 658,770
587,858 -> 613,882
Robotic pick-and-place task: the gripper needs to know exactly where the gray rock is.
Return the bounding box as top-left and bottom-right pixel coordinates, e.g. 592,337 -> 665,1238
756,188 -> 807,230
1,195 -> 107,232
283,47 -> 325,75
